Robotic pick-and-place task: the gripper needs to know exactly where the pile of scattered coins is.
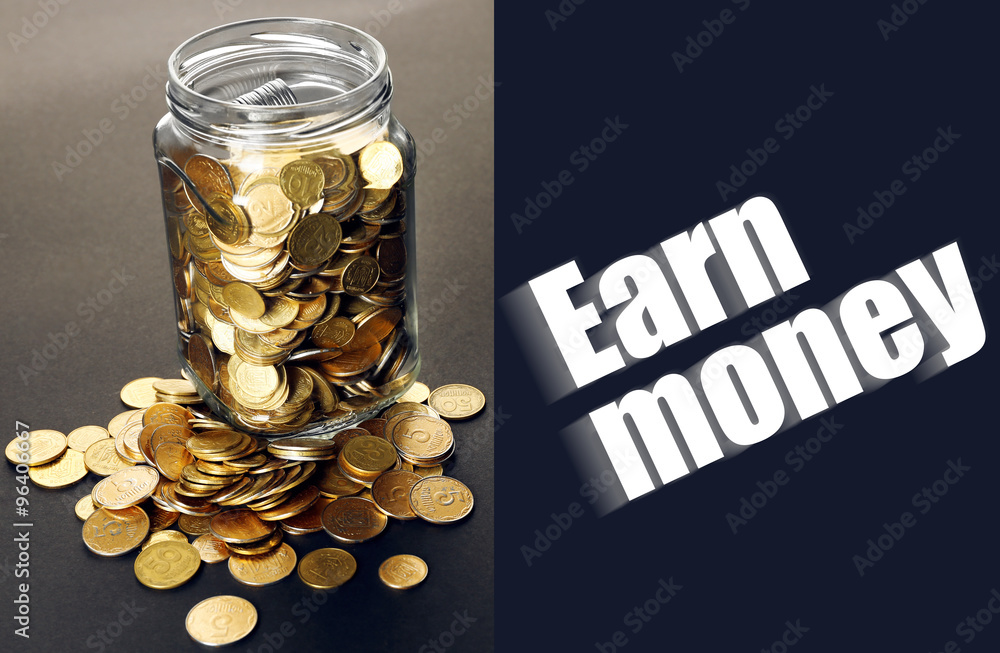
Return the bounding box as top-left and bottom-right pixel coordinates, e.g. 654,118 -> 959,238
161,139 -> 419,435
5,376 -> 485,647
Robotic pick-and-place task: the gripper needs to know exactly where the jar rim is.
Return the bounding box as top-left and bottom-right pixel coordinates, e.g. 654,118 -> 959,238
166,17 -> 391,143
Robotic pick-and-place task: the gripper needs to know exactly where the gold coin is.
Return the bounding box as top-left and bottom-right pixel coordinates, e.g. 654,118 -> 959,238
413,464 -> 444,478
371,470 -> 421,520
428,384 -> 486,420
191,534 -> 231,563
92,465 -> 160,509
148,504 -> 180,531
186,430 -> 243,456
354,306 -> 401,344
256,484 -> 320,521
210,508 -> 276,544
378,554 -> 428,589
383,402 -> 437,421
178,513 -> 214,536
184,154 -> 234,200
161,483 -> 220,516
409,476 -> 474,524
115,420 -> 145,464
243,182 -> 295,234
206,193 -> 250,246
238,167 -> 281,196
342,255 -> 380,296
142,402 -> 193,428
356,418 -> 387,441
295,293 -> 329,324
390,415 -> 453,462
28,449 -> 87,488
211,321 -> 237,354
359,141 -> 403,189
108,409 -> 142,438
288,213 -> 342,267
312,316 -> 355,348
187,333 -> 217,391
152,378 -> 198,396
216,472 -> 274,506
315,154 -> 351,188
321,496 -> 388,543
154,442 -> 195,482
134,540 -> 201,589
360,186 -> 391,211
209,477 -> 253,504
5,429 -> 67,466
181,464 -> 240,486
329,428 -> 370,456
258,462 -> 317,500
375,235 -> 406,276
141,529 -> 189,550
226,529 -> 283,555
150,425 -> 194,452
320,340 -> 381,377
267,437 -> 336,455
258,297 -> 301,329
280,496 -> 334,534
397,381 -> 430,404
222,282 -> 266,319
315,461 -> 365,498
195,459 -> 246,476
74,495 -> 98,521
228,542 -> 297,586
279,160 -> 326,207
84,438 -> 135,476
297,548 -> 357,589
185,595 -> 257,646
120,377 -> 163,409
341,435 -> 397,474
233,363 -> 280,399
82,506 -> 149,557
67,425 -> 111,452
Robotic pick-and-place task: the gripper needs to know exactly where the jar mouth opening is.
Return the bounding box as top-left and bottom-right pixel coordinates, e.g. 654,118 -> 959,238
166,17 -> 391,141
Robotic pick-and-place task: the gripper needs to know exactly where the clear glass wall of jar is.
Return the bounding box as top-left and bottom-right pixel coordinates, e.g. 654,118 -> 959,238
153,18 -> 419,436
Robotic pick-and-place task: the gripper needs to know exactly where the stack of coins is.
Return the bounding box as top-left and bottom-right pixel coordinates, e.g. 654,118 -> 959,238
152,378 -> 202,405
160,138 -> 419,435
389,414 -> 455,467
5,376 -> 483,637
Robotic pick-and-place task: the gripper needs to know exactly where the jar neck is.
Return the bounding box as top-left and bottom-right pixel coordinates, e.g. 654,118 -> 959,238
166,18 -> 392,153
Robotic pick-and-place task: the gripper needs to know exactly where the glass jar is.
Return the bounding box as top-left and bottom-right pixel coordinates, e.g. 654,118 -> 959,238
153,18 -> 419,437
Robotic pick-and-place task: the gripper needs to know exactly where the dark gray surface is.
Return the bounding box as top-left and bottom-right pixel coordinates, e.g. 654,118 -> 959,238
0,1 -> 493,651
